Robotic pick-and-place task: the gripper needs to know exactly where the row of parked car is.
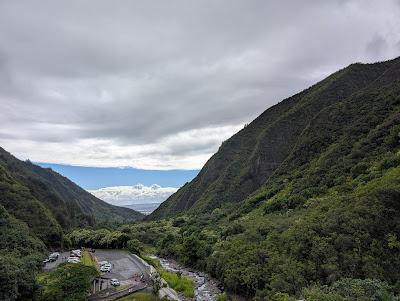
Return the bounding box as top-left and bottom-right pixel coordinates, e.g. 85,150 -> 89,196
98,261 -> 120,286
43,252 -> 60,264
43,249 -> 120,287
99,260 -> 112,272
67,249 -> 82,263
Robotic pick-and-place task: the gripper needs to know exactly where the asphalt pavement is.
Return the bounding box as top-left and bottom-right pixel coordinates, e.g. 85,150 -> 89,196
94,249 -> 149,285
42,249 -> 150,287
42,251 -> 70,271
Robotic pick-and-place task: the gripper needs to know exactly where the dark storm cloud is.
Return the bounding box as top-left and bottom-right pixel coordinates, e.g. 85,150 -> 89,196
0,0 -> 399,168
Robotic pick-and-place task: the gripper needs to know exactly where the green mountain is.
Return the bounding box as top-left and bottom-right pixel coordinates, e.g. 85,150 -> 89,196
0,147 -> 143,246
150,57 -> 400,219
140,57 -> 400,298
0,204 -> 47,300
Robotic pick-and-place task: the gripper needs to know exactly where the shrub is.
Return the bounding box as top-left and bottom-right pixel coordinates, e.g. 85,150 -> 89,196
127,239 -> 144,255
36,263 -> 98,301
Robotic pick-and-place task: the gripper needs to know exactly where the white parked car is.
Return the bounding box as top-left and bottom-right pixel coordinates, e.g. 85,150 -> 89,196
100,265 -> 111,272
71,249 -> 81,257
99,261 -> 109,266
67,256 -> 80,263
110,279 -> 120,286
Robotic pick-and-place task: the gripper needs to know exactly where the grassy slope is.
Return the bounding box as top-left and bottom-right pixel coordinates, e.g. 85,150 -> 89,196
143,255 -> 195,298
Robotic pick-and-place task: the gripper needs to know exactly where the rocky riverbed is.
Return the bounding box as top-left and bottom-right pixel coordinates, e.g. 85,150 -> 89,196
150,255 -> 222,301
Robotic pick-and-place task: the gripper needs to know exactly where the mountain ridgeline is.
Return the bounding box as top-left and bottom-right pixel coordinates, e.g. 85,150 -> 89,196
135,57 -> 400,298
48,57 -> 400,299
0,147 -> 143,246
150,57 -> 400,219
0,147 -> 144,299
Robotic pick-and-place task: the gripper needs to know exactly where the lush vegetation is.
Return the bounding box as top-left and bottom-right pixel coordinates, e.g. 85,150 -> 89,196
0,146 -> 143,299
81,250 -> 98,270
150,58 -> 397,219
142,256 -> 194,297
36,263 -> 98,301
300,278 -> 400,301
142,58 -> 400,299
0,147 -> 143,242
3,57 -> 400,300
65,228 -> 131,249
66,58 -> 400,299
0,205 -> 46,300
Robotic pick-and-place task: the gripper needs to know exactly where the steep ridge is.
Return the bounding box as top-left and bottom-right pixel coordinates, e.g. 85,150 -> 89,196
141,57 -> 400,297
150,57 -> 400,219
0,147 -> 143,245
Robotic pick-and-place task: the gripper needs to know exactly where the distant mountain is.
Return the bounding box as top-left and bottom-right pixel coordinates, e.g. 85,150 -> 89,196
89,184 -> 177,214
0,147 -> 144,246
150,57 -> 400,219
125,203 -> 162,215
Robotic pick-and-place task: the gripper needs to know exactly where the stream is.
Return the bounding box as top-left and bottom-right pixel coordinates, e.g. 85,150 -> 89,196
150,255 -> 222,301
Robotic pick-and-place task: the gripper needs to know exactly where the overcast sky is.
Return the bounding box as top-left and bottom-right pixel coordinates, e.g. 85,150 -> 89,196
0,0 -> 399,169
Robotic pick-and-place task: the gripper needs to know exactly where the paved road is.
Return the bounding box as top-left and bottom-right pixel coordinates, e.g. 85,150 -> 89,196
94,249 -> 150,285
42,251 -> 70,271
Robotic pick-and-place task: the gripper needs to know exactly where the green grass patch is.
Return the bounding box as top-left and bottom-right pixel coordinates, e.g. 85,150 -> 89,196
118,292 -> 160,301
142,256 -> 194,298
81,250 -> 98,270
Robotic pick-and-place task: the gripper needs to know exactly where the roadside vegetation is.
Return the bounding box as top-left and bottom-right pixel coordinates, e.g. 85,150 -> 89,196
36,263 -> 98,301
81,250 -> 98,270
142,256 -> 194,298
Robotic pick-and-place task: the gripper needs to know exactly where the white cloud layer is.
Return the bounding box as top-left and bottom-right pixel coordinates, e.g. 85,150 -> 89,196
89,184 -> 178,214
0,0 -> 400,169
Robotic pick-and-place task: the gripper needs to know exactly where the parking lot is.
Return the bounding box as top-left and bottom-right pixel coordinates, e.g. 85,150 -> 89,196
93,249 -> 149,286
42,251 -> 70,271
42,249 -> 149,288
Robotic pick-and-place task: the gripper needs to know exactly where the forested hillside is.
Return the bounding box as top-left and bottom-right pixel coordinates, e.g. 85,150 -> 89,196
0,205 -> 47,300
133,57 -> 400,299
150,57 -> 399,219
3,56 -> 400,300
0,147 -> 143,299
0,147 -> 143,245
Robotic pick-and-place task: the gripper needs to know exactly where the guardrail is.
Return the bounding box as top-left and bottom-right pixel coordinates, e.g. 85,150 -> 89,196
88,282 -> 147,301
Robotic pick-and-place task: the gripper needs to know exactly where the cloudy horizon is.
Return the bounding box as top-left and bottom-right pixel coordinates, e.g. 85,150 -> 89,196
1,0 -> 400,170
88,183 -> 178,214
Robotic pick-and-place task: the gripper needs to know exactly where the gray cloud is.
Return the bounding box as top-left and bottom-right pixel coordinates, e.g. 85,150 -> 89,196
0,0 -> 399,169
366,34 -> 388,58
